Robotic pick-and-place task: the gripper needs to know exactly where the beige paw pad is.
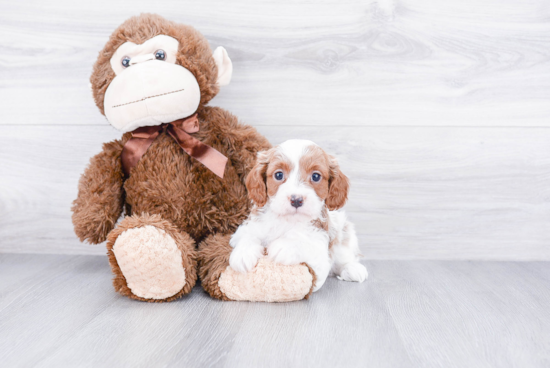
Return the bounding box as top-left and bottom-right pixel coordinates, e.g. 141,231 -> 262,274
219,257 -> 313,302
113,225 -> 186,300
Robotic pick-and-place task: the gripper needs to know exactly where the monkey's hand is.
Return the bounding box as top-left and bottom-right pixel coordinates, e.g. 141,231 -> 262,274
71,140 -> 125,244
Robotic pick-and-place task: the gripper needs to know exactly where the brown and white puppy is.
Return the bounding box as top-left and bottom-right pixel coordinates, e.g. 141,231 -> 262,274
229,139 -> 367,292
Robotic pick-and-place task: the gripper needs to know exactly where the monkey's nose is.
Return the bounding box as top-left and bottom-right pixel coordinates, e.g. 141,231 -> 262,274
290,195 -> 304,208
129,53 -> 156,65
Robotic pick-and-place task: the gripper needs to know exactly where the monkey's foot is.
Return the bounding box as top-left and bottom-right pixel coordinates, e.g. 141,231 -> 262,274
198,234 -> 316,302
106,214 -> 197,302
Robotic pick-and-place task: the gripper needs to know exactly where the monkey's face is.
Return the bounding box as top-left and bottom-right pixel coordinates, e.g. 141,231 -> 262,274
104,35 -> 202,132
95,17 -> 233,133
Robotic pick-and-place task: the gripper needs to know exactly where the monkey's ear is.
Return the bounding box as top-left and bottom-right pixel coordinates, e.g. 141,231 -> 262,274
213,46 -> 232,87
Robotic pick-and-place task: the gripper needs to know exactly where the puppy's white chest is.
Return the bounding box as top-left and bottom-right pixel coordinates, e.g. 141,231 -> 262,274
261,220 -> 323,246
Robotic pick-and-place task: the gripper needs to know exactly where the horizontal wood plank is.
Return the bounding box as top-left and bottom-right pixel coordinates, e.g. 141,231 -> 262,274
1,125 -> 548,259
1,0 -> 549,127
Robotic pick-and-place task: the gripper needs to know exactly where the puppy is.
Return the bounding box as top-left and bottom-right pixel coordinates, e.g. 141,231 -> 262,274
229,139 -> 367,292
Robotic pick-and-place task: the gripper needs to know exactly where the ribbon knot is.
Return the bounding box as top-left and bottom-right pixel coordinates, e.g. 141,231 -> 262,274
121,114 -> 227,178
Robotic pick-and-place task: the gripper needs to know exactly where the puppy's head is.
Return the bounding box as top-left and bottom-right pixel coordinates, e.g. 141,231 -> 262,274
246,139 -> 349,219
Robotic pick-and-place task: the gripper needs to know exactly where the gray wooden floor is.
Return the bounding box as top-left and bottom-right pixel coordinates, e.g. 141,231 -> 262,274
1,254 -> 548,368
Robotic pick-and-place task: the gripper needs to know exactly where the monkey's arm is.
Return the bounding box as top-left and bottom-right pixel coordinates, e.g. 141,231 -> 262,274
71,140 -> 125,244
202,107 -> 272,184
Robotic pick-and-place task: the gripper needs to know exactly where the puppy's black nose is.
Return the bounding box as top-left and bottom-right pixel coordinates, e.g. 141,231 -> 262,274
290,195 -> 304,208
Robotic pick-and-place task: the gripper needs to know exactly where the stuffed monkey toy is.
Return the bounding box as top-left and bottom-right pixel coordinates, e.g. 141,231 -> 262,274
72,14 -> 316,302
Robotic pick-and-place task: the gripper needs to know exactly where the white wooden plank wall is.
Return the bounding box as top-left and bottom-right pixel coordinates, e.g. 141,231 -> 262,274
0,0 -> 549,259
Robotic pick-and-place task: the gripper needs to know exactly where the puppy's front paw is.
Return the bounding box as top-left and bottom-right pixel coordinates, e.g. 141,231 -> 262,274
267,239 -> 302,266
337,262 -> 368,283
229,243 -> 263,273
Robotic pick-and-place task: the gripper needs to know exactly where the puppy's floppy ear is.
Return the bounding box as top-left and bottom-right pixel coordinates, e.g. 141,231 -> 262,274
245,149 -> 273,208
325,155 -> 350,211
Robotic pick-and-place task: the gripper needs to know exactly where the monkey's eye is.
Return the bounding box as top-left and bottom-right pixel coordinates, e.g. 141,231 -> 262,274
274,171 -> 284,181
311,172 -> 321,182
155,49 -> 166,60
121,56 -> 131,68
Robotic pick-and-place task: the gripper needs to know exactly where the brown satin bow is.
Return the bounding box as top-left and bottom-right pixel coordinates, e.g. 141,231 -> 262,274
121,114 -> 227,178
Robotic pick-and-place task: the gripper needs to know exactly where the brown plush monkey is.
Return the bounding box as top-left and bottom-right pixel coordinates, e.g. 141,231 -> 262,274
72,14 -> 315,302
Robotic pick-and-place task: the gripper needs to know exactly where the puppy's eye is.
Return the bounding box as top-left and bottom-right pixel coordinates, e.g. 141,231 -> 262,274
274,171 -> 284,181
311,173 -> 321,182
155,49 -> 166,60
121,56 -> 131,68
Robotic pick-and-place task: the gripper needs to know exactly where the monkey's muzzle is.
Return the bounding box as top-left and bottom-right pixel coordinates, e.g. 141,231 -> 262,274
104,60 -> 201,133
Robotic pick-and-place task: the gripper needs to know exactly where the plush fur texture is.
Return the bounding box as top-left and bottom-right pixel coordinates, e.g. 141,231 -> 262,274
113,225 -> 187,300
72,14 -> 272,302
120,106 -> 270,242
73,107 -> 270,246
72,140 -> 125,244
197,234 -> 316,301
197,234 -> 234,301
106,213 -> 197,302
219,258 -> 315,302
